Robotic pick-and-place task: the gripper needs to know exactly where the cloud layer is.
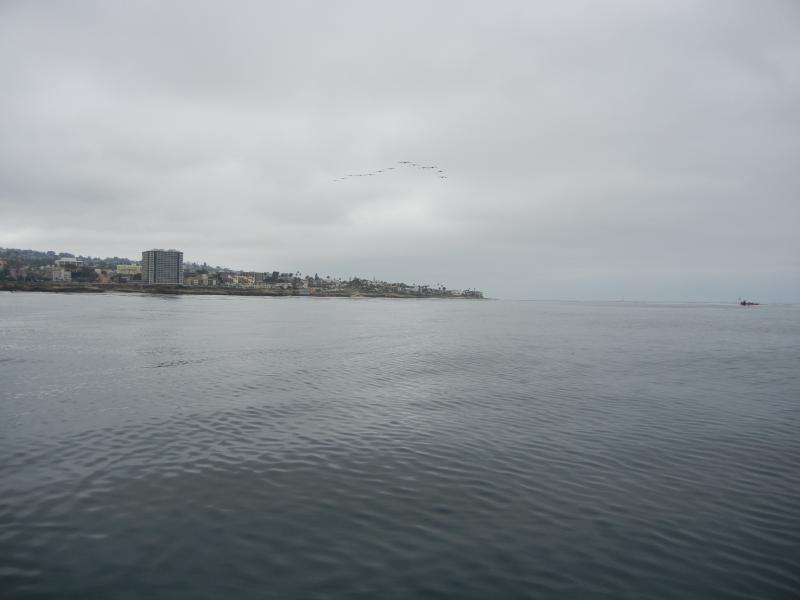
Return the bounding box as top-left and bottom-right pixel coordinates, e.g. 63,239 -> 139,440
1,0 -> 798,299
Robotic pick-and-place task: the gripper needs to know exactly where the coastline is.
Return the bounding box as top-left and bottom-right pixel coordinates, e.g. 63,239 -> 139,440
0,281 -> 483,299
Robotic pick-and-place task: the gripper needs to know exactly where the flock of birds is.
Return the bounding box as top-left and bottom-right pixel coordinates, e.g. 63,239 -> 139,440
332,161 -> 447,183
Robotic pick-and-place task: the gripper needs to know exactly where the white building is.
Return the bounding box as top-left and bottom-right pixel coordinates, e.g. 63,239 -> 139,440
141,249 -> 184,285
52,268 -> 72,282
55,257 -> 83,269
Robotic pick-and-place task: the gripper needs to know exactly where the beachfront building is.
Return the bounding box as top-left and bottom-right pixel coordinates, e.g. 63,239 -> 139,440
184,273 -> 217,287
141,249 -> 184,285
52,268 -> 71,282
116,264 -> 142,276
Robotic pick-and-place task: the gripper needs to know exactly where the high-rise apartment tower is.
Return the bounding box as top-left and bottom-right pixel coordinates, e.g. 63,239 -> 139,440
141,249 -> 184,285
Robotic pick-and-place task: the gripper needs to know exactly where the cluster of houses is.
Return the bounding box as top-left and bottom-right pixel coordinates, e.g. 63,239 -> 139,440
0,256 -> 118,284
182,271 -> 483,298
0,251 -> 483,298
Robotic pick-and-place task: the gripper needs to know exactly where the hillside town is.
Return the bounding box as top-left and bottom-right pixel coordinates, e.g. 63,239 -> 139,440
0,247 -> 484,298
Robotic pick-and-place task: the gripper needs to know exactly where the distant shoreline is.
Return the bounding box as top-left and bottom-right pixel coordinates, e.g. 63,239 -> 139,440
0,281 -> 483,299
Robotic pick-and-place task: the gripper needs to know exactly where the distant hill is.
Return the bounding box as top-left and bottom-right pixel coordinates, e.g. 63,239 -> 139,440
0,247 -> 137,268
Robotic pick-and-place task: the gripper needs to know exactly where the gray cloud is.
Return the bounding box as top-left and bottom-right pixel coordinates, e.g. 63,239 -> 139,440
1,0 -> 798,300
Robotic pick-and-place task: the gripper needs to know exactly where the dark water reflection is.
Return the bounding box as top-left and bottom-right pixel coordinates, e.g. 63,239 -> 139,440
1,294 -> 799,598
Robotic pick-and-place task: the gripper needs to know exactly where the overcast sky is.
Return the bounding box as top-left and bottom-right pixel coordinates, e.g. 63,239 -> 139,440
1,1 -> 798,300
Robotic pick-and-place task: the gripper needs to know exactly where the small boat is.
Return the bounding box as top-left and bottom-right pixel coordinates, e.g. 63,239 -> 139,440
739,299 -> 759,306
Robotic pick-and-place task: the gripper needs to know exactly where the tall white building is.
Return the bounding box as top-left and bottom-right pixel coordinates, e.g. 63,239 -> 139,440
141,249 -> 184,285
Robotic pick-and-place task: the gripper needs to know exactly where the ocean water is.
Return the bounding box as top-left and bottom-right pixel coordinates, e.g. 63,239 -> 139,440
1,292 -> 798,599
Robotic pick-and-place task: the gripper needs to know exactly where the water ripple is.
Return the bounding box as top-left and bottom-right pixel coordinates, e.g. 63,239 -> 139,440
1,296 -> 799,598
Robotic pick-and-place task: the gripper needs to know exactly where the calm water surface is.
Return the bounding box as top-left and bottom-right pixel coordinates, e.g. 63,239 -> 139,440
1,293 -> 799,598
